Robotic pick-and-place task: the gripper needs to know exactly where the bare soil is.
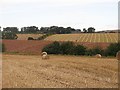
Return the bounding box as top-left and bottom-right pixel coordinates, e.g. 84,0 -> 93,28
2,54 -> 118,88
2,40 -> 111,54
2,40 -> 53,54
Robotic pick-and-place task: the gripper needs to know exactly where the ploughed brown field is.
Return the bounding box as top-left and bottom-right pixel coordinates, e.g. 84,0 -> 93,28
2,40 -> 111,54
2,54 -> 118,88
2,40 -> 53,54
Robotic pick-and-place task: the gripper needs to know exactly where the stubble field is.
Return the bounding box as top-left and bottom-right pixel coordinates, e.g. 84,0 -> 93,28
45,33 -> 118,43
16,34 -> 43,40
2,54 -> 118,88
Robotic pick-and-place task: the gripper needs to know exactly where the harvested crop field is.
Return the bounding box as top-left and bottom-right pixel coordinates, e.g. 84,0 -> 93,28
45,33 -> 118,43
2,54 -> 118,88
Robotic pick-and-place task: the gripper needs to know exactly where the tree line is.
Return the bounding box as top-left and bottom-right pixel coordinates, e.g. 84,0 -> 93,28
0,26 -> 96,34
0,26 -> 96,39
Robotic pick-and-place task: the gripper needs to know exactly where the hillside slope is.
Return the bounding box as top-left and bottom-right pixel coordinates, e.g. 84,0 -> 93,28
17,34 -> 43,40
45,33 -> 118,43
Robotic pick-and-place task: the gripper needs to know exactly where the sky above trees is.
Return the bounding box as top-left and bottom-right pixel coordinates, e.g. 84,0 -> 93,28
0,0 -> 118,31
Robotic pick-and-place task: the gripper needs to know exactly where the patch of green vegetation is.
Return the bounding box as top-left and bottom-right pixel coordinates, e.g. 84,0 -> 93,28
42,41 -> 120,57
42,41 -> 87,55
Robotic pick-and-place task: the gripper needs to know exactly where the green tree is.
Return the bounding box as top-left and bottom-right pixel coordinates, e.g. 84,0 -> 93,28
40,26 -> 74,34
60,42 -> 74,55
87,27 -> 95,33
85,47 -> 104,56
106,43 -> 120,56
0,26 -> 1,31
3,27 -> 19,33
0,43 -> 5,52
2,32 -> 18,39
42,41 -> 61,54
83,28 -> 87,33
74,45 -> 86,55
21,26 -> 39,33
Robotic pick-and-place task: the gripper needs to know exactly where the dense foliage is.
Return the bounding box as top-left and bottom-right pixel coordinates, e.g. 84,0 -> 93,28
42,42 -> 120,56
85,47 -> 104,56
3,27 -> 19,33
21,26 -> 39,34
83,27 -> 95,33
0,26 -> 96,35
2,32 -> 18,39
40,26 -> 75,34
42,41 -> 61,54
74,45 -> 87,55
0,43 -> 5,52
105,43 -> 120,56
42,41 -> 87,55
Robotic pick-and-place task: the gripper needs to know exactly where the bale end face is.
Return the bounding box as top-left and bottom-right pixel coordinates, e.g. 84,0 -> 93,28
41,52 -> 47,56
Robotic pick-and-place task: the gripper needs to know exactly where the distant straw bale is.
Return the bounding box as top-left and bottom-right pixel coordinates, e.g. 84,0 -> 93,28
95,54 -> 102,58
